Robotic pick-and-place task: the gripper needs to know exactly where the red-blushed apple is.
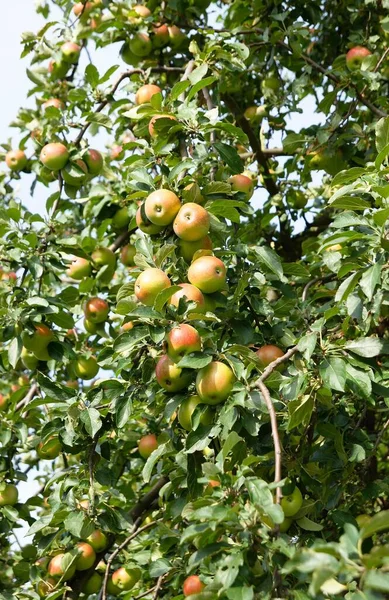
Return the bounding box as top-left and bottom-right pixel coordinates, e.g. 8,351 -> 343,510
0,483 -> 18,506
188,255 -> 227,293
75,542 -> 96,571
281,486 -> 303,517
130,4 -> 151,21
86,529 -> 108,552
73,356 -> 99,380
112,566 -> 141,591
148,114 -> 177,138
135,84 -> 162,105
43,98 -> 65,111
346,46 -> 371,70
40,142 -> 69,171
73,1 -> 93,18
145,189 -> 181,226
121,321 -> 134,332
168,25 -> 186,48
169,283 -> 205,313
179,235 -> 213,262
84,297 -> 109,323
228,174 -> 254,199
61,41 -> 81,63
48,553 -> 76,580
166,324 -> 201,362
129,32 -> 152,57
66,256 -> 91,280
82,571 -> 102,594
155,354 -> 192,392
112,206 -> 130,229
36,577 -> 57,598
61,159 -> 88,186
136,206 -> 164,235
6,149 -> 28,171
256,345 -> 285,369
196,361 -> 235,404
83,148 -> 104,174
178,395 -> 213,431
135,268 -> 171,306
183,575 -> 205,596
120,244 -> 136,266
138,433 -> 158,459
152,24 -> 169,47
173,203 -> 210,242
22,323 -> 54,354
37,436 -> 62,460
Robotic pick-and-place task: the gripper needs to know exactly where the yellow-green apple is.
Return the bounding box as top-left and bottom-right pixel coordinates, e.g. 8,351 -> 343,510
138,434 -> 158,459
155,354 -> 192,392
261,74 -> 281,94
36,578 -> 57,598
166,324 -> 201,362
286,189 -> 307,209
73,356 -> 99,380
196,361 -> 235,404
178,395 -> 213,431
136,206 -> 164,235
145,189 -> 181,226
256,345 -> 284,369
62,159 -> 88,186
228,174 -> 254,199
281,486 -> 303,517
173,203 -> 210,241
169,283 -> 205,313
179,235 -> 213,262
120,43 -> 141,66
48,553 -> 76,580
40,142 -> 69,170
168,25 -> 186,48
135,84 -> 162,105
84,319 -> 98,334
66,256 -> 91,280
107,577 -> 121,596
21,347 -> 39,370
135,268 -> 171,306
130,32 -> 152,57
112,206 -> 131,229
188,255 -> 226,293
84,297 -> 109,323
83,148 -> 104,174
244,105 -> 267,122
82,572 -> 102,595
37,437 -> 62,460
183,575 -> 205,596
91,247 -> 116,282
48,59 -> 70,79
346,46 -> 371,70
6,149 -> 28,171
152,24 -> 169,47
120,244 -> 136,266
0,484 -> 18,506
75,542 -> 96,571
112,567 -> 141,591
86,530 -> 108,552
148,114 -> 177,138
61,41 -> 81,63
43,98 -> 65,111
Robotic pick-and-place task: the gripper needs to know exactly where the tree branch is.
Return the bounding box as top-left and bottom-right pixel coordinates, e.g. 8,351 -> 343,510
16,383 -> 38,412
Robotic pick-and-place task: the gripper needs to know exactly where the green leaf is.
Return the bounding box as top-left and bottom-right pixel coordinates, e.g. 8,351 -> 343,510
37,373 -> 75,402
345,337 -> 389,358
375,142 -> 389,168
254,246 -> 285,280
170,80 -> 191,101
288,394 -> 314,430
149,558 -> 171,577
332,168 -> 367,187
187,76 -> 218,102
176,353 -> 213,369
207,201 -> 240,223
188,63 -> 209,85
225,587 -> 254,600
335,272 -> 361,303
346,364 -> 372,399
296,516 -> 324,531
297,333 -> 317,361
154,286 -> 181,313
8,336 -> 22,369
114,327 -> 149,353
85,64 -> 99,88
142,442 -> 167,483
115,395 -> 132,428
359,263 -> 381,301
364,570 -> 389,593
319,358 -> 347,392
330,196 -> 371,210
375,116 -> 389,153
359,510 -> 389,546
64,511 -> 94,539
214,142 -> 244,174
80,407 -> 102,438
26,514 -> 52,536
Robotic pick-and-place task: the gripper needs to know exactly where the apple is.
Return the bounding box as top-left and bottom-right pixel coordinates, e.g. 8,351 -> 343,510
135,84 -> 162,105
83,148 -> 104,174
130,33 -> 152,57
129,4 -> 151,21
22,323 -> 54,354
244,105 -> 267,122
73,356 -> 99,380
40,142 -> 69,171
36,577 -> 57,598
286,189 -> 307,209
188,255 -> 227,293
169,283 -> 205,313
179,235 -> 213,262
67,256 -> 91,280
6,149 -> 27,171
155,354 -> 192,392
73,1 -> 94,18
173,203 -> 210,242
0,483 -> 18,506
82,571 -> 102,594
120,244 -> 136,266
166,324 -> 201,362
61,41 -> 81,63
43,98 -> 65,111
196,361 -> 235,404
135,268 -> 171,306
228,174 -> 254,199
148,114 -> 177,138
121,321 -> 134,332
261,75 -> 281,94
256,345 -> 285,369
138,433 -> 158,459
281,486 -> 303,517
0,394 -> 8,411
62,159 -> 88,186
152,24 -> 169,48
75,542 -> 96,571
120,43 -> 141,66
21,347 -> 39,370
86,529 -> 108,552
78,498 -> 90,510
37,436 -> 62,460
178,395 -> 213,431
0,270 -> 17,281
346,46 -> 372,70
112,206 -> 131,229
183,575 -> 205,596
91,247 -> 116,283
136,206 -> 164,235
84,297 -> 109,323
168,25 -> 186,48
112,566 -> 141,591
145,189 -> 181,226
48,553 -> 76,580
84,319 -> 98,334
66,380 -> 79,389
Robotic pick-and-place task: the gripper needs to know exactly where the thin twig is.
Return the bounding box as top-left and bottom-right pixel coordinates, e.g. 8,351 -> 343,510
152,575 -> 165,599
109,230 -> 130,252
134,587 -> 158,600
16,383 -> 38,412
302,274 -> 335,302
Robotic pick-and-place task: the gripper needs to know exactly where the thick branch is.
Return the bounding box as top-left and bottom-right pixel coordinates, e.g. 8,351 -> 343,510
129,476 -> 168,521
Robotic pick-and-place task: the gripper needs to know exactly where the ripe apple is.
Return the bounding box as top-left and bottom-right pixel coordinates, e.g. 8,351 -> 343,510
136,206 -> 164,235
86,529 -> 108,552
183,575 -> 205,596
112,566 -> 141,591
188,255 -> 227,293
6,149 -> 27,171
75,542 -> 96,571
37,436 -> 62,460
281,486 -> 303,517
169,283 -> 205,313
155,354 -> 192,392
148,114 -> 177,138
40,142 -> 69,171
173,203 -> 210,242
196,361 -> 235,404
120,244 -> 136,266
166,324 -> 201,362
48,553 -> 76,580
43,98 -> 65,111
22,323 -> 54,354
228,174 -> 254,199
135,84 -> 162,105
256,345 -> 284,369
61,41 -> 81,63
84,297 -> 109,323
83,148 -> 103,174
138,433 -> 158,459
152,24 -> 169,47
178,395 -> 213,431
21,347 -> 39,370
168,25 -> 186,48
145,189 -> 181,226
82,571 -> 102,594
346,46 -> 371,70
62,159 -> 88,186
130,33 -> 152,57
67,256 -> 91,280
73,1 -> 94,18
135,268 -> 171,306
179,235 -> 213,262
129,4 -> 151,21
36,577 -> 57,598
73,356 -> 99,380
0,394 -> 8,411
0,483 -> 18,506
112,206 -> 130,229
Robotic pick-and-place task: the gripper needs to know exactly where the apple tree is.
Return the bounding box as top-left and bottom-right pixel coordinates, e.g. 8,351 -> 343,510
1,0 -> 389,598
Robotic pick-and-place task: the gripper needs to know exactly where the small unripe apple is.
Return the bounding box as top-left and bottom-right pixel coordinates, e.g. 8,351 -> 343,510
120,245 -> 136,266
112,566 -> 141,591
166,324 -> 201,362
244,105 -> 267,121
188,255 -> 227,294
82,571 -> 103,594
40,142 -> 69,171
75,542 -> 96,571
183,575 -> 205,596
145,189 -> 181,226
86,529 -> 108,552
179,236 -> 213,262
67,256 -> 91,280
138,433 -> 158,459
346,46 -> 371,70
91,247 -> 116,283
178,395 -> 213,431
155,354 -> 192,392
256,345 -> 285,369
120,43 -> 141,66
228,174 -> 254,199
129,33 -> 152,57
0,483 -> 18,506
37,436 -> 62,460
281,486 -> 303,517
148,114 -> 177,138
173,203 -> 210,242
61,41 -> 81,63
6,149 -> 27,171
83,148 -> 103,174
112,206 -> 131,229
196,361 -> 235,404
36,577 -> 57,598
152,24 -> 169,48
135,268 -> 171,306
21,347 -> 39,370
262,515 -> 292,532
136,207 -> 164,235
62,159 -> 88,187
169,283 -> 205,313
48,553 -> 76,580
84,297 -> 109,323
43,98 -> 65,111
73,356 -> 99,380
135,84 -> 162,105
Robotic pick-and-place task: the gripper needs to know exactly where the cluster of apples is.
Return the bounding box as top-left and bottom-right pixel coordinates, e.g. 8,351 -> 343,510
48,41 -> 82,80
39,142 -> 103,187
